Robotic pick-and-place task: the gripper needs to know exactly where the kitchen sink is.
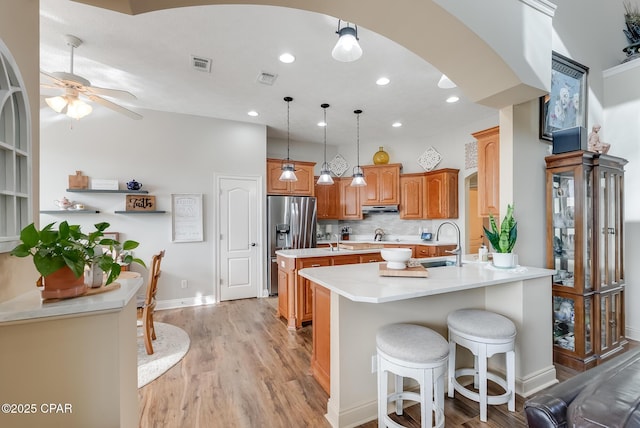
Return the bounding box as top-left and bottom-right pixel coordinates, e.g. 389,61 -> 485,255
421,259 -> 457,268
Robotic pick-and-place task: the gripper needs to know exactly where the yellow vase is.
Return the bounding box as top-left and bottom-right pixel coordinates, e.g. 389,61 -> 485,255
373,146 -> 389,165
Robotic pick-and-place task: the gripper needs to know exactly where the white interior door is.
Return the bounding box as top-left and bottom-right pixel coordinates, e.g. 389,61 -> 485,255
219,176 -> 260,301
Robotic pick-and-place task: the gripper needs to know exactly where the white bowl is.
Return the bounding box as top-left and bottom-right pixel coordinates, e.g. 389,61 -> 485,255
380,248 -> 412,269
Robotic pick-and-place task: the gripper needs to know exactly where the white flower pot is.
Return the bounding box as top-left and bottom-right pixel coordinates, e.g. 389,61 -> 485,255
492,252 -> 515,268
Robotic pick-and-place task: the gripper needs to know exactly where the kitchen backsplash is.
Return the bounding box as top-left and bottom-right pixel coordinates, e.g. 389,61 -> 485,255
319,215 -> 434,240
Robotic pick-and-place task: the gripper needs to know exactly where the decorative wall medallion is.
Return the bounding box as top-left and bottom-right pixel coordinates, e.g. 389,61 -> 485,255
465,141 -> 477,169
417,147 -> 442,171
328,154 -> 349,177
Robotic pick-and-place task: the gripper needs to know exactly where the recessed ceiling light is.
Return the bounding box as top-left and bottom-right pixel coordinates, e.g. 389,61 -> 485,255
247,110 -> 259,117
317,121 -> 327,127
376,77 -> 390,86
392,122 -> 402,127
446,96 -> 460,103
279,53 -> 295,63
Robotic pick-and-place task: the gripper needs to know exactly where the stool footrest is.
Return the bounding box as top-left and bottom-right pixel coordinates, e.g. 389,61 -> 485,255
452,368 -> 512,405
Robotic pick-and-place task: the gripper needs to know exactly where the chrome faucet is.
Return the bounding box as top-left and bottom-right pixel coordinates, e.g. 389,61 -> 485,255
328,233 -> 340,252
436,221 -> 463,267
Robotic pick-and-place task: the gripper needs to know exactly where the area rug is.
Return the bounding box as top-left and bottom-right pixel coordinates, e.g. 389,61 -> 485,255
138,322 -> 190,388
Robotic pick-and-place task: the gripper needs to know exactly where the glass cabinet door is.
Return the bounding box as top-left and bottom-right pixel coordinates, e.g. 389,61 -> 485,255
598,169 -> 624,290
553,293 -> 592,355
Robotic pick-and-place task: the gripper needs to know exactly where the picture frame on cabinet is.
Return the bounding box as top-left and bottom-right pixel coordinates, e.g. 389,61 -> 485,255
539,52 -> 589,142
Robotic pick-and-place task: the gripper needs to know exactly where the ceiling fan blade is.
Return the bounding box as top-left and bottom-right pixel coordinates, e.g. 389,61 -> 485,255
87,94 -> 143,120
85,85 -> 137,100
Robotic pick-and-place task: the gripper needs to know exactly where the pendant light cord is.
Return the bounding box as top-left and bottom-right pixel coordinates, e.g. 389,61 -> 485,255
286,98 -> 291,161
323,106 -> 328,163
356,110 -> 361,168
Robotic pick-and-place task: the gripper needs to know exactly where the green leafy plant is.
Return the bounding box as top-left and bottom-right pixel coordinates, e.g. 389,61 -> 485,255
483,204 -> 517,253
11,221 -> 145,285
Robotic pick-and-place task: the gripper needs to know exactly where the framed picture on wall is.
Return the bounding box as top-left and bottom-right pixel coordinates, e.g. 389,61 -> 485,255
539,52 -> 589,142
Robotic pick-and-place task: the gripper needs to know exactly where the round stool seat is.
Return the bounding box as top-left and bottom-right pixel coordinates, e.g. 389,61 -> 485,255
377,323 -> 449,365
447,309 -> 516,342
376,323 -> 449,428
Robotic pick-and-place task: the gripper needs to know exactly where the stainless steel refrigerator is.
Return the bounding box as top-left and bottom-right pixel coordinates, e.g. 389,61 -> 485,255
267,195 -> 317,295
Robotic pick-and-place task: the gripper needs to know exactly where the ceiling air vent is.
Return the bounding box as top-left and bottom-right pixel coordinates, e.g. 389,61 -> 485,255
257,71 -> 278,86
191,55 -> 212,73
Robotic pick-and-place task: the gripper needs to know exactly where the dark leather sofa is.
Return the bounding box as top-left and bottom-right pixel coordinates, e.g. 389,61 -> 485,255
524,347 -> 640,427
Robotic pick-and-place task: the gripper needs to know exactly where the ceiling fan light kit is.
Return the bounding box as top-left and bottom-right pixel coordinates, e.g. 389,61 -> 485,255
41,34 -> 142,120
332,20 -> 362,62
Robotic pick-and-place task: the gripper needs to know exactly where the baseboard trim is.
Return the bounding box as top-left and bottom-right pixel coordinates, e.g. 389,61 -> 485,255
518,364 -> 558,397
626,326 -> 640,342
156,295 -> 217,311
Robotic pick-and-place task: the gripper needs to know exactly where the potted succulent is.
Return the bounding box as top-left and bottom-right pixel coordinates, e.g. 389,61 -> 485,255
483,204 -> 518,268
11,221 -> 144,299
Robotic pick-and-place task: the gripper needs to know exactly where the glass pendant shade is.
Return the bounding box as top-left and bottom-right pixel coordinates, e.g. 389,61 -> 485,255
351,166 -> 366,187
318,163 -> 334,185
279,163 -> 297,182
332,25 -> 362,62
280,96 -> 298,182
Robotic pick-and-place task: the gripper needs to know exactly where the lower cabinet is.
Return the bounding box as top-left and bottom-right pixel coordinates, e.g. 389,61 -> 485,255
297,257 -> 331,326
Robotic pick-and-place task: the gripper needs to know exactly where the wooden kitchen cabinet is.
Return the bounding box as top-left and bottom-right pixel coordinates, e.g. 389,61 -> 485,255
399,173 -> 426,219
473,126 -> 500,217
361,164 -> 401,205
315,179 -> 339,219
425,168 -> 459,219
337,177 -> 362,220
359,253 -> 384,263
415,244 -> 457,258
546,151 -> 628,370
266,158 -> 316,196
297,257 -> 331,325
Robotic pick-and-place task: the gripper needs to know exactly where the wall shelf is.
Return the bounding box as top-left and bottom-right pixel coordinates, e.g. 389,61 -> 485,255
66,189 -> 149,194
114,210 -> 166,214
41,210 -> 100,214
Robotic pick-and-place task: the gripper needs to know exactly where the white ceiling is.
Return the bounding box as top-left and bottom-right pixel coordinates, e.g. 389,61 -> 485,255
40,0 -> 496,146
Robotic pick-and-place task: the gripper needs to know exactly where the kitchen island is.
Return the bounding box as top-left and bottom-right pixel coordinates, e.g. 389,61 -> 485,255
0,274 -> 142,428
299,260 -> 556,428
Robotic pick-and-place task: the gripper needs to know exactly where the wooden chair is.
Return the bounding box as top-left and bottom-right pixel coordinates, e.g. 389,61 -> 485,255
137,250 -> 165,355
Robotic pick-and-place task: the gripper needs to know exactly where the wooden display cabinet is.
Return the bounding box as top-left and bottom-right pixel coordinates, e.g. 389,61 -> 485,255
474,126 -> 500,217
266,158 -> 316,196
546,150 -> 627,370
361,164 -> 401,205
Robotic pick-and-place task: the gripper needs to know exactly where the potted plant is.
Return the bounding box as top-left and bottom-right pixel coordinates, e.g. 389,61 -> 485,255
483,204 -> 517,268
11,221 -> 144,298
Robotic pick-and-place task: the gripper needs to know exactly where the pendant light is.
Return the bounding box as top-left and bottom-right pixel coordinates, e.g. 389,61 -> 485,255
317,103 -> 334,185
279,96 -> 298,182
332,20 -> 363,62
351,109 -> 367,187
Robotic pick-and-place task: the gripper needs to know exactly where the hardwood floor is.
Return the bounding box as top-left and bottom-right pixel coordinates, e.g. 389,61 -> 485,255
137,297 -> 613,427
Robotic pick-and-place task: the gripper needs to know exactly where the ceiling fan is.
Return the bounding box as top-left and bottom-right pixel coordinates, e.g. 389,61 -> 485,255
41,34 -> 142,120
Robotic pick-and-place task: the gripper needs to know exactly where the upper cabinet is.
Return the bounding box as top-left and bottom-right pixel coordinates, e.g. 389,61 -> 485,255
473,126 -> 500,217
361,164 -> 401,205
337,177 -> 362,220
315,179 -> 339,220
399,169 -> 458,219
267,158 -> 316,196
425,169 -> 459,219
399,173 -> 425,219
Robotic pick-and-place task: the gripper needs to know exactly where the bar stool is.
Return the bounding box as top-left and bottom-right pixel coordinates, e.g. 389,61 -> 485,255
376,323 -> 449,428
447,309 -> 516,422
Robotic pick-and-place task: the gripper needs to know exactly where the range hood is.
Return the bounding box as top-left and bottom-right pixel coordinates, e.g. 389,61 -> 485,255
361,205 -> 399,213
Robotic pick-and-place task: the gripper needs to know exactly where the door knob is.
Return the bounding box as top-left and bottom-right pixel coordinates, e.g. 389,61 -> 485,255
251,242 -> 257,247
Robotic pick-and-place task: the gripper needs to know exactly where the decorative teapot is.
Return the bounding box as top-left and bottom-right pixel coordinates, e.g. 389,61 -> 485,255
54,197 -> 74,210
126,179 -> 142,191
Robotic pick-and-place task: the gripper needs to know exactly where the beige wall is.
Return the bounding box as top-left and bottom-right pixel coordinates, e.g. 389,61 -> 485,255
0,0 -> 40,301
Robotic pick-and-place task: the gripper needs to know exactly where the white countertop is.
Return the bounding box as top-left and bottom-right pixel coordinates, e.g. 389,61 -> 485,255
298,260 -> 555,303
276,247 -> 384,258
0,274 -> 143,324
316,237 -> 455,246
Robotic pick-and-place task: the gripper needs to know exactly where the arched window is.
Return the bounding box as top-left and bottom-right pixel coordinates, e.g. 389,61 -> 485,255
0,39 -> 32,253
